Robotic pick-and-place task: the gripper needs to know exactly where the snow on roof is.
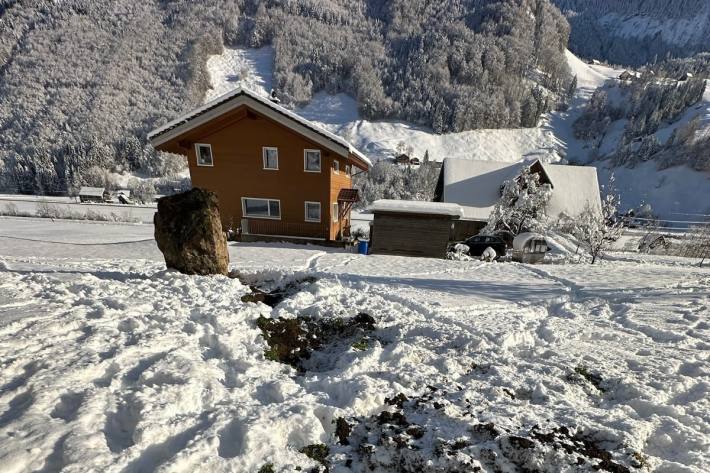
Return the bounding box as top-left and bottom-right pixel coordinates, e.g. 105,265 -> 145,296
370,199 -> 464,218
440,158 -> 602,221
441,159 -> 524,221
539,163 -> 602,219
79,187 -> 105,197
148,86 -> 371,168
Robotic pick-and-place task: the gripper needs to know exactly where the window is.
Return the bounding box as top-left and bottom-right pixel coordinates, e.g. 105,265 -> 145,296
263,147 -> 278,170
242,198 -> 281,219
332,160 -> 340,173
195,144 -> 213,167
304,201 -> 321,222
345,164 -> 352,176
304,149 -> 321,172
332,202 -> 339,222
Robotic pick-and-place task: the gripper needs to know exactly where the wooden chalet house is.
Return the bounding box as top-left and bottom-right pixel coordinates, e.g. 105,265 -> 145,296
148,87 -> 370,242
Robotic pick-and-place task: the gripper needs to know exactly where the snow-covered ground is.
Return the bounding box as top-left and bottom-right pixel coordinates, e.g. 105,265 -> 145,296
0,194 -> 157,224
203,47 -> 710,219
0,218 -> 708,472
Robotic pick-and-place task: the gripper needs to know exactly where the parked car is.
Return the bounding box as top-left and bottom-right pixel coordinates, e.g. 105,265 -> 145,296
462,235 -> 507,259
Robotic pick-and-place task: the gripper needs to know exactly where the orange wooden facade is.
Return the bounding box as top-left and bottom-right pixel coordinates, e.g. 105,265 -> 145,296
152,101 -> 367,241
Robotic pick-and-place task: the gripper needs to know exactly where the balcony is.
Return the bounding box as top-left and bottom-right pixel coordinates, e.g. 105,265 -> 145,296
242,218 -> 329,240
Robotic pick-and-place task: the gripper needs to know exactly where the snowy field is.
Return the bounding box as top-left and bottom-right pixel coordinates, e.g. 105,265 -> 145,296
0,218 -> 708,472
0,194 -> 157,224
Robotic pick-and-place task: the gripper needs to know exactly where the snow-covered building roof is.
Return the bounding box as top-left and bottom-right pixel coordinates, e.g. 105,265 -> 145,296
370,199 -> 464,218
542,163 -> 602,219
148,86 -> 370,169
79,187 -> 105,197
440,159 -> 524,221
439,158 -> 601,222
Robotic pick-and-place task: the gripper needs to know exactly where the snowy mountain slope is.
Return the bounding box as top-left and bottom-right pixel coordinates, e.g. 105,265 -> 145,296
205,47 -> 710,219
553,0 -> 710,66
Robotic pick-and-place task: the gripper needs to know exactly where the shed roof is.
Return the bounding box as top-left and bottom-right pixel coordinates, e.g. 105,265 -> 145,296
370,199 -> 464,218
79,186 -> 105,197
148,87 -> 370,169
440,158 -> 601,222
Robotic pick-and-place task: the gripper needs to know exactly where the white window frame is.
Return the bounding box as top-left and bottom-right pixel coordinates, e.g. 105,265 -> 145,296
262,147 -> 279,170
304,201 -> 321,222
332,159 -> 340,173
241,197 -> 281,220
195,143 -> 214,167
304,149 -> 321,173
332,202 -> 339,222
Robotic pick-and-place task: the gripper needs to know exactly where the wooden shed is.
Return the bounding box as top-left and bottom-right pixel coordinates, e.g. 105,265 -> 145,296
369,200 -> 464,258
79,186 -> 107,203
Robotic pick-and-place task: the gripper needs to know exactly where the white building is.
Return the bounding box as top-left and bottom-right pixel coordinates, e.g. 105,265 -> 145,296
435,158 -> 602,239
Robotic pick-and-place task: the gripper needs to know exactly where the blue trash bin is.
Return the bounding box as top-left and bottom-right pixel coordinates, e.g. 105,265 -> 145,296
357,240 -> 369,255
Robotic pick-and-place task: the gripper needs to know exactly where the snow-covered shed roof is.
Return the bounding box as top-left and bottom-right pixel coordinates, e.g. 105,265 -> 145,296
79,186 -> 105,197
148,86 -> 370,169
439,158 -> 601,222
370,199 -> 464,218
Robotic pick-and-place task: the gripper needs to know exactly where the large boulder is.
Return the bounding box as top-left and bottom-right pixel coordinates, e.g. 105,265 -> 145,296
154,188 -> 229,275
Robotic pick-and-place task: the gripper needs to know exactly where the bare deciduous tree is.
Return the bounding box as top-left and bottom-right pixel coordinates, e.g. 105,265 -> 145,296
571,176 -> 624,264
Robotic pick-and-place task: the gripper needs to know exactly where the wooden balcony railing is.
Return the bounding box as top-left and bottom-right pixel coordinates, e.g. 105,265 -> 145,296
242,218 -> 329,239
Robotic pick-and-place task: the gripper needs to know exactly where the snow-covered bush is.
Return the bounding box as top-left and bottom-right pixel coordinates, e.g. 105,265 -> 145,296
350,226 -> 370,241
446,243 -> 471,261
484,166 -> 552,236
2,202 -> 17,216
35,201 -> 61,219
128,179 -> 156,204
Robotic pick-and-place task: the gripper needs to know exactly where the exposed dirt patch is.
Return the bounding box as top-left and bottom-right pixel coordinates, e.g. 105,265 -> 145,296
567,365 -> 607,393
256,312 -> 377,371
329,389 -> 637,472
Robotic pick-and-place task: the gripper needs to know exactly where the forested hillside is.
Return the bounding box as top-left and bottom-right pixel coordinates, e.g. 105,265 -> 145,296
0,0 -> 572,194
574,72 -> 709,172
553,0 -> 710,66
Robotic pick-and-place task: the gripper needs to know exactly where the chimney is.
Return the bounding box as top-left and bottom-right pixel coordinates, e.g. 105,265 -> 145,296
269,89 -> 280,104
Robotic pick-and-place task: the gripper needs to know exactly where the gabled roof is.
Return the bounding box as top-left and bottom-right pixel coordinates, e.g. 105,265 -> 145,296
440,158 -> 601,221
541,162 -> 602,218
79,186 -> 105,197
148,87 -> 370,169
441,159 -> 524,220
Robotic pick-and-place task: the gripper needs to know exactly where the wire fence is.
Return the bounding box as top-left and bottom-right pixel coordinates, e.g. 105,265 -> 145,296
678,223 -> 710,265
629,215 -> 710,266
